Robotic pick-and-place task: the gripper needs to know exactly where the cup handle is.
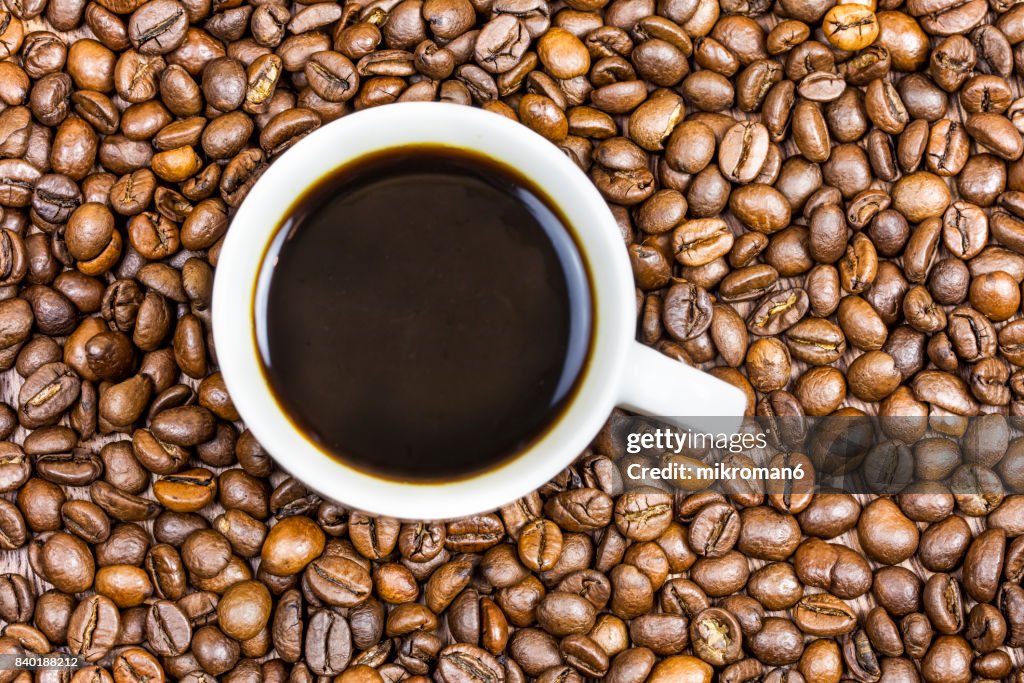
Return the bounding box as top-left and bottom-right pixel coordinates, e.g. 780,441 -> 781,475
617,342 -> 747,432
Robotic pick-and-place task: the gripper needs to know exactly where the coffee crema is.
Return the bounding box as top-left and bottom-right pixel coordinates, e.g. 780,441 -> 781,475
256,146 -> 592,481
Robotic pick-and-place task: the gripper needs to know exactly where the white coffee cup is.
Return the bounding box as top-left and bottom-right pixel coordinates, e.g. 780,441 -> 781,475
213,102 -> 746,520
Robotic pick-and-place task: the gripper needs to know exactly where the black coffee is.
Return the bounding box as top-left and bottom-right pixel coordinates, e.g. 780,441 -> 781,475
257,146 -> 592,481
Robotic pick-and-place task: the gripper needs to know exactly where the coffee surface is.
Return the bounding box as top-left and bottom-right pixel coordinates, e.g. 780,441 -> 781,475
258,147 -> 591,481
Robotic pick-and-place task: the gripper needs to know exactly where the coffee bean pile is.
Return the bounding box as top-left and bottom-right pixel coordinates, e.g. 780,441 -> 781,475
2,0 -> 1024,680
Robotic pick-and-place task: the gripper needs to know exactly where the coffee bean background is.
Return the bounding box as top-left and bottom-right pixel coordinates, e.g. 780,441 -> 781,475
2,0 -> 1024,680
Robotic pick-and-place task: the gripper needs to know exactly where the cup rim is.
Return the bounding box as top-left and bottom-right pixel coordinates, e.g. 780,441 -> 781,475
212,102 -> 635,519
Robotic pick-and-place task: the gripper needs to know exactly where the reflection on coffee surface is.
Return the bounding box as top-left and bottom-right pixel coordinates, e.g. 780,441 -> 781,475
257,146 -> 592,481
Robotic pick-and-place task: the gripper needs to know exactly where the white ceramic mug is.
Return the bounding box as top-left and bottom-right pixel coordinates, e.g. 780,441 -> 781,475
213,102 -> 746,519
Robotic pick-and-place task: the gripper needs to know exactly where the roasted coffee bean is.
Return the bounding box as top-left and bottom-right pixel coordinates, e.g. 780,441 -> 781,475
613,488 -> 672,541
68,594 -> 119,661
306,555 -> 372,607
857,498 -> 920,565
216,579 -> 271,640
192,624 -> 240,676
437,643 -> 503,683
748,288 -> 809,336
785,318 -> 845,366
719,122 -> 769,183
0,574 -> 33,625
145,600 -> 191,656
687,501 -> 739,558
962,527 -> 1005,603
792,593 -> 857,637
689,608 -> 741,665
794,538 -> 872,599
748,617 -> 804,666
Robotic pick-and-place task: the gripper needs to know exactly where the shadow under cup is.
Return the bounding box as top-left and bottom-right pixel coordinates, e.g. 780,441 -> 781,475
252,144 -> 597,483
